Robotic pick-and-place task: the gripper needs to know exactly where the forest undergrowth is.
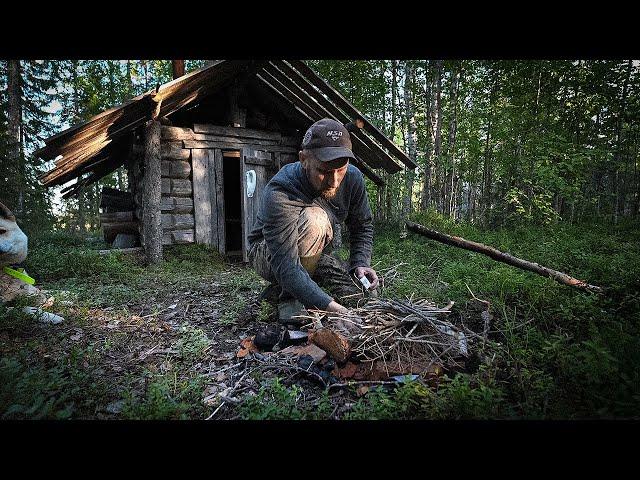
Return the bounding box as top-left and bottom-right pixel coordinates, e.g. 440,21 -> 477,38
1,213 -> 639,420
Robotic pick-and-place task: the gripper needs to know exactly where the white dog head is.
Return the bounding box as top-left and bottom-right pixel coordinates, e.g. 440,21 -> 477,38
0,201 -> 28,267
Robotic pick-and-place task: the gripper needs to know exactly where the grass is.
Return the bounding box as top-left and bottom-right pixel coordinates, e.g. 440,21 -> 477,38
2,216 -> 639,420
370,211 -> 640,418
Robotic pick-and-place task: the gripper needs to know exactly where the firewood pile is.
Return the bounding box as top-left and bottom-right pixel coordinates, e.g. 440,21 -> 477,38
296,297 -> 469,377
237,261 -> 488,387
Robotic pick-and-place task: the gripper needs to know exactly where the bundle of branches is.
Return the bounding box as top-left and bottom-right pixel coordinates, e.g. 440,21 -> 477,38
299,297 -> 470,377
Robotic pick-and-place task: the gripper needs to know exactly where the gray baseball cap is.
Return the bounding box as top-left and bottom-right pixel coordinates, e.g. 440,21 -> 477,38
301,118 -> 356,162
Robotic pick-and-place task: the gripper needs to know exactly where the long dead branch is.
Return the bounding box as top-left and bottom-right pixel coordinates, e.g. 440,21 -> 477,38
405,221 -> 603,294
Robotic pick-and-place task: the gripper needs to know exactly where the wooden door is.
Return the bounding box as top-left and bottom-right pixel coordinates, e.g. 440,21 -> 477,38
192,148 -> 225,253
241,147 -> 278,262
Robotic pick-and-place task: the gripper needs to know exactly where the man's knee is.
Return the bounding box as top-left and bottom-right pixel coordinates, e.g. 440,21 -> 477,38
298,207 -> 333,257
249,240 -> 275,283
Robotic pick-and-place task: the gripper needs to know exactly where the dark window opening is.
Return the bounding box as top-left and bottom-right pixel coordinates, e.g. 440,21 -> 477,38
223,151 -> 242,255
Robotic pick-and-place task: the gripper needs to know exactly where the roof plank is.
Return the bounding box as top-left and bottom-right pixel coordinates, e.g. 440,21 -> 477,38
269,61 -> 403,173
287,60 -> 417,169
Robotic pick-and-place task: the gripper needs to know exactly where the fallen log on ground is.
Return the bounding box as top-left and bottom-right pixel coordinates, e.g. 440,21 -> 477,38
405,221 -> 603,294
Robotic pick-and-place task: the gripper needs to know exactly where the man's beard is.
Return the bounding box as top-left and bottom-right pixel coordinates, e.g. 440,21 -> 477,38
320,188 -> 338,199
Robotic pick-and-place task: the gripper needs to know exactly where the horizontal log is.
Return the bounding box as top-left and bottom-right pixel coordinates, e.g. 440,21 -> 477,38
183,140 -> 297,154
281,135 -> 301,147
102,220 -> 139,244
162,160 -> 190,178
161,142 -> 190,160
405,221 -> 604,294
193,124 -> 282,142
100,211 -> 135,223
100,187 -> 134,211
102,221 -> 139,232
161,126 -> 195,141
171,179 -> 192,196
171,229 -> 195,244
194,133 -> 279,145
161,196 -> 194,213
245,156 -> 275,167
170,160 -> 191,178
162,213 -> 195,229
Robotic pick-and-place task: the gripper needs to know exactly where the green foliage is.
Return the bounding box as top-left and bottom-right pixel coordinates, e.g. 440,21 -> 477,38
237,378 -> 335,420
345,381 -> 433,420
121,371 -> 207,420
370,217 -> 640,418
174,324 -> 211,363
2,217 -> 639,420
257,300 -> 276,323
431,373 -> 509,419
157,244 -> 225,277
0,357 -> 76,420
20,231 -> 226,308
238,378 -> 306,420
0,351 -> 109,420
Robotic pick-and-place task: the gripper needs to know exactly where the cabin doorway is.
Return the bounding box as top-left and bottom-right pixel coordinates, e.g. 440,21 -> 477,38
192,137 -> 286,262
222,150 -> 243,257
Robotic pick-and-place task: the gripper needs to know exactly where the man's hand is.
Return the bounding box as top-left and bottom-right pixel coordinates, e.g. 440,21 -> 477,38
354,266 -> 379,290
325,301 -> 362,335
326,300 -> 348,314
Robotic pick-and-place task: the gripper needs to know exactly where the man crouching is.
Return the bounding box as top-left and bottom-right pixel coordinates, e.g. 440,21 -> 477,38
0,201 -> 63,324
247,118 -> 379,324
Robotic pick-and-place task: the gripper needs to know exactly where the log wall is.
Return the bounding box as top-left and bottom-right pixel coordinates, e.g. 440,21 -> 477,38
160,126 -> 195,245
134,123 -> 301,249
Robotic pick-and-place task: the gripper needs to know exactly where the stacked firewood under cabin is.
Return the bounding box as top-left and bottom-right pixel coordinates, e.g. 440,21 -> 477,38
99,187 -> 139,248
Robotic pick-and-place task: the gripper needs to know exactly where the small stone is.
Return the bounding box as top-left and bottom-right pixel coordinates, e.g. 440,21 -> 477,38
297,355 -> 314,370
283,330 -> 308,346
254,324 -> 282,351
112,233 -> 138,249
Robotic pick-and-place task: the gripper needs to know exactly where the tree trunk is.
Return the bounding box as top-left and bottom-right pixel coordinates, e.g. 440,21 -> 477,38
172,60 -> 185,79
7,60 -> 23,217
77,189 -> 86,232
421,60 -> 435,211
376,61 -> 387,222
444,64 -> 461,217
69,61 -> 86,232
481,63 -> 497,225
126,60 -> 134,97
402,62 -> 417,217
142,120 -> 162,264
614,60 -> 633,224
433,60 -> 444,213
386,60 -> 398,220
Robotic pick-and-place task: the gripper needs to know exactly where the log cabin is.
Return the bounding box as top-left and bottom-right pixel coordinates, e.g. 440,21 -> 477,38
37,60 -> 416,263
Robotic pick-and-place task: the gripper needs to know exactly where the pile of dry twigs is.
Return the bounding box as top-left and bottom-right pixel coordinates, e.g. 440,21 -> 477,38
298,296 -> 472,376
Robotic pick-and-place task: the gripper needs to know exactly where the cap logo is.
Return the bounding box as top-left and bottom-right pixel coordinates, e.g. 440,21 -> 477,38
326,130 -> 342,141
302,129 -> 313,147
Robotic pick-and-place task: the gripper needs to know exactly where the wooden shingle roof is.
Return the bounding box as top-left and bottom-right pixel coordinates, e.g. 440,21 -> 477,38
38,60 -> 416,196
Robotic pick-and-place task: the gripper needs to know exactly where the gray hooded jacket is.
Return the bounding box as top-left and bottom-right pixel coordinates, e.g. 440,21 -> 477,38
248,161 -> 374,309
